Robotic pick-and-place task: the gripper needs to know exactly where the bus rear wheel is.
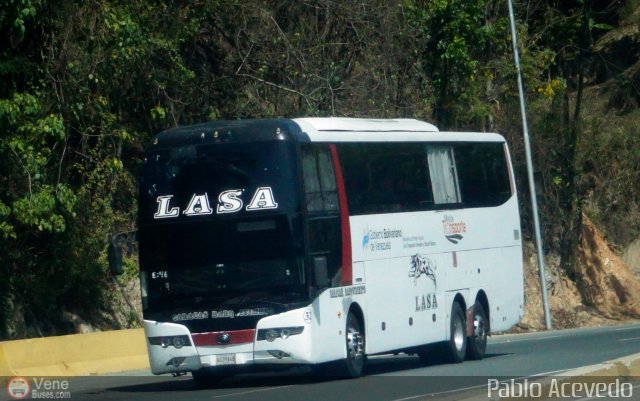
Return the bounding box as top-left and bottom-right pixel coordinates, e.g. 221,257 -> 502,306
342,312 -> 365,377
446,302 -> 467,363
466,301 -> 488,360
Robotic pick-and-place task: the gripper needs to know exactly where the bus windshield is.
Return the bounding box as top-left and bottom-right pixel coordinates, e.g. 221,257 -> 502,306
138,140 -> 306,305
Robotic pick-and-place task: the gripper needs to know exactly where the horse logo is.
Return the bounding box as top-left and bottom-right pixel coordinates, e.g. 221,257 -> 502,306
409,253 -> 437,288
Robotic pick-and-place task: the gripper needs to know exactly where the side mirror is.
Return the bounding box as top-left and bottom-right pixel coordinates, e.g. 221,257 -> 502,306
108,241 -> 123,276
313,255 -> 329,288
106,230 -> 137,276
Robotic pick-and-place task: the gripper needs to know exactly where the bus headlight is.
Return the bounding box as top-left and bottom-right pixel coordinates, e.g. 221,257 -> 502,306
257,327 -> 304,342
265,329 -> 279,342
150,335 -> 192,349
172,336 -> 188,349
161,337 -> 171,348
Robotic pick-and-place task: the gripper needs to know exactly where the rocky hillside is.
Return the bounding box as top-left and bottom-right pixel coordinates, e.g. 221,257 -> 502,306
520,216 -> 640,330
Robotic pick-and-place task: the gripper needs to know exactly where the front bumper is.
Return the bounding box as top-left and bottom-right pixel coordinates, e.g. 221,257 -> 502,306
143,307 -> 314,375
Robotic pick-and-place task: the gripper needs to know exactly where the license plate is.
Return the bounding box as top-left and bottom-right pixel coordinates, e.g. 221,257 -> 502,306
216,354 -> 236,365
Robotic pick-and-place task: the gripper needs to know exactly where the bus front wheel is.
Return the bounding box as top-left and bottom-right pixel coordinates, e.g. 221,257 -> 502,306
342,312 -> 365,377
446,302 -> 467,363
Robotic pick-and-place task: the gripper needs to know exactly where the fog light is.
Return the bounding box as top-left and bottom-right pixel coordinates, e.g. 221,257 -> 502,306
267,350 -> 290,359
166,357 -> 186,367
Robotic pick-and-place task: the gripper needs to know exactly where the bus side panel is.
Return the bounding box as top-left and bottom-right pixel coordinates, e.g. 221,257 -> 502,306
448,246 -> 524,331
439,197 -> 523,330
312,288 -> 366,364
483,246 -> 525,332
350,195 -> 523,353
363,257 -> 445,354
350,213 -> 447,355
253,288 -> 368,365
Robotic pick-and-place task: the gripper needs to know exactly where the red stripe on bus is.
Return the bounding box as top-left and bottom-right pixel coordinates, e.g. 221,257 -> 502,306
329,144 -> 353,286
191,329 -> 256,346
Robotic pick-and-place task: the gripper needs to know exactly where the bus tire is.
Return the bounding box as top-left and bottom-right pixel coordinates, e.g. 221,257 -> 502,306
466,301 -> 488,360
341,312 -> 366,378
446,301 -> 467,363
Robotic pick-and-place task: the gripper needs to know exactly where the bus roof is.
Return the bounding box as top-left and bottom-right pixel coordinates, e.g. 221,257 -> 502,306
151,118 -> 506,148
294,118 -> 439,132
293,118 -> 505,143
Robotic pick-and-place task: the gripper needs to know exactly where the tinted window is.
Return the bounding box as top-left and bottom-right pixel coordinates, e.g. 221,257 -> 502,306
139,141 -> 298,222
455,143 -> 512,207
338,143 -> 433,215
301,144 -> 342,286
337,141 -> 512,215
301,145 -> 339,213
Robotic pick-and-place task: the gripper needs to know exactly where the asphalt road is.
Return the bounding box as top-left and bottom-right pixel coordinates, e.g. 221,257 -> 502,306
11,323 -> 640,401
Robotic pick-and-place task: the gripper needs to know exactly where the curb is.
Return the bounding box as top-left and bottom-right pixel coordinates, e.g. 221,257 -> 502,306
455,353 -> 640,401
556,352 -> 640,378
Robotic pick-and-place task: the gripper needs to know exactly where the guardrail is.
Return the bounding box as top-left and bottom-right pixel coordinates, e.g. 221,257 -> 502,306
0,328 -> 149,376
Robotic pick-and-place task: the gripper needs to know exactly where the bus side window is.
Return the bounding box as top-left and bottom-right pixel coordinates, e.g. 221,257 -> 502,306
301,146 -> 339,213
301,145 -> 342,287
426,145 -> 462,206
454,143 -> 512,207
338,143 -> 434,215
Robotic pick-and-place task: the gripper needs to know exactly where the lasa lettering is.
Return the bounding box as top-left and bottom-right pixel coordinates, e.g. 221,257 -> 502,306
217,189 -> 243,213
183,193 -> 213,216
153,187 -> 278,219
415,293 -> 438,311
246,187 -> 278,210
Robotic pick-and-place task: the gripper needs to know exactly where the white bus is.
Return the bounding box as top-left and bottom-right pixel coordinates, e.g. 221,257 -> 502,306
128,118 -> 524,384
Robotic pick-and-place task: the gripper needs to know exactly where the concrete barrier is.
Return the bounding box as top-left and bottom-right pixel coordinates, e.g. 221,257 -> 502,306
0,328 -> 149,376
0,342 -> 10,376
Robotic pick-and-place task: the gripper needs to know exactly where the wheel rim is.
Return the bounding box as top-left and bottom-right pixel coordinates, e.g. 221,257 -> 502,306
347,316 -> 364,365
453,314 -> 465,351
347,325 -> 364,361
473,312 -> 487,346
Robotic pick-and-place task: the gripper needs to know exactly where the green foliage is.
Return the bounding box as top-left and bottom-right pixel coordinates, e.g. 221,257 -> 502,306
580,117 -> 640,244
406,0 -> 494,128
0,0 -> 38,37
0,0 -> 636,337
0,93 -> 73,234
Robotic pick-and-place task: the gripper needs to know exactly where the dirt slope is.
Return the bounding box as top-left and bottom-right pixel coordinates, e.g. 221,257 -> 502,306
518,215 -> 640,330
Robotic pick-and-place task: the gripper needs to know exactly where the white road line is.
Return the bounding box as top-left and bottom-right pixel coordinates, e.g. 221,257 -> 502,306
619,336 -> 640,342
529,368 -> 571,377
491,334 -> 564,344
390,383 -> 489,401
211,385 -> 294,399
615,326 -> 640,331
